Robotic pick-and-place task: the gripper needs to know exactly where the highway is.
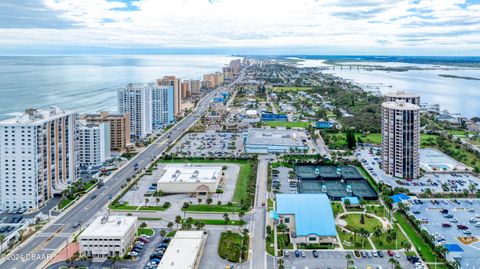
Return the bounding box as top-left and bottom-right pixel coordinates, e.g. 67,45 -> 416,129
0,69 -> 246,269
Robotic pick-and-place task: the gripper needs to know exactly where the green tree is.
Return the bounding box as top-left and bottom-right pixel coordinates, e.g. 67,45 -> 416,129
175,215 -> 182,230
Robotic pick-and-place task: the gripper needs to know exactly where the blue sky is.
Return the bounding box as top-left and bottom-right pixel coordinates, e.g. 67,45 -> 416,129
0,0 -> 479,55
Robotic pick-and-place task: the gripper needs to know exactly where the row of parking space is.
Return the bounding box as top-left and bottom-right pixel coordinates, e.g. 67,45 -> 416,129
409,199 -> 480,269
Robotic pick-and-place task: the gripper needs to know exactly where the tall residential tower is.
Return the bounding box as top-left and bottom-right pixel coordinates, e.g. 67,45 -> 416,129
381,100 -> 420,179
0,106 -> 79,210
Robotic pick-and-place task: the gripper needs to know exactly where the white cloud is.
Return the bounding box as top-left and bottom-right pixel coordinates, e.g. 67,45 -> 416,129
0,0 -> 479,54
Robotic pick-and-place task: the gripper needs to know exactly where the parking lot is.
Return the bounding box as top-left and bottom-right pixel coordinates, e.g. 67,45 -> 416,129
169,131 -> 243,158
120,163 -> 240,208
279,250 -> 416,269
272,167 -> 296,194
409,199 -> 480,269
356,146 -> 480,194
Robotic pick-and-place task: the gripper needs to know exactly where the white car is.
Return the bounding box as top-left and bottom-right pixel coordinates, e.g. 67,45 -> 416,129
451,218 -> 458,223
475,222 -> 480,227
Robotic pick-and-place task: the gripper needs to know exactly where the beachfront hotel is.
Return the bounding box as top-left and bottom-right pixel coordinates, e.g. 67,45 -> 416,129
381,100 -> 421,179
0,106 -> 79,210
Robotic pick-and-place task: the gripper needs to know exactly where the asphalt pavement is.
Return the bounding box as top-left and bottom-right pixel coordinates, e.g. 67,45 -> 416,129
0,69 -> 246,269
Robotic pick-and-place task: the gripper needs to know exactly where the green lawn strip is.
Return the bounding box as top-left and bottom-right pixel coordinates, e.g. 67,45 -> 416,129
166,230 -> 176,237
138,217 -> 162,221
218,231 -> 249,262
138,205 -> 168,211
184,204 -> 245,213
109,202 -> 140,211
331,202 -> 344,217
277,233 -> 293,250
137,228 -> 154,236
182,219 -> 245,226
58,197 -> 75,210
394,212 -> 438,262
336,227 -> 373,250
357,165 -> 379,193
266,230 -> 276,256
355,133 -> 382,144
341,214 -> 382,233
265,121 -> 311,128
267,199 -> 274,211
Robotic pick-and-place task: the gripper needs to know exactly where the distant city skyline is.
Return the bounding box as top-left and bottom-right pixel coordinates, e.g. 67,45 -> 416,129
1,0 -> 480,56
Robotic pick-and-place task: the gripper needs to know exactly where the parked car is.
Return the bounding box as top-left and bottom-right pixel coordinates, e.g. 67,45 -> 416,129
387,250 -> 394,257
295,250 -> 300,257
301,251 -> 306,258
442,223 -> 451,228
312,250 -> 318,258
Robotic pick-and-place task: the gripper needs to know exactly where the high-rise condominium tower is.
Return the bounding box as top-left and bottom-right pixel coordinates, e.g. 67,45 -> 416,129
0,106 -> 79,210
381,100 -> 420,179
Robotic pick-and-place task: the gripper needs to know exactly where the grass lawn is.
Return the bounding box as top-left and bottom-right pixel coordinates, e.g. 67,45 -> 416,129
158,159 -> 253,206
58,197 -> 75,210
265,121 -> 311,128
166,230 -> 176,237
138,217 -> 162,221
337,227 -> 373,250
420,134 -> 439,147
266,230 -> 275,256
267,199 -> 274,211
109,202 -> 139,211
277,233 -> 293,250
447,129 -> 473,136
365,205 -> 386,218
184,204 -> 245,213
356,133 -> 382,144
332,202 -> 344,217
218,231 -> 249,262
184,219 -> 246,226
272,87 -> 312,92
394,212 -> 438,262
139,205 -> 169,211
341,213 -> 382,233
370,224 -> 408,250
138,228 -> 154,236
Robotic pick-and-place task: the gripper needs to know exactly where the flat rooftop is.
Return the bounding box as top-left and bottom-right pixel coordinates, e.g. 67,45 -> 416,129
245,128 -> 307,147
420,148 -> 472,173
157,231 -> 206,269
158,164 -> 222,184
275,194 -> 336,237
80,215 -> 137,238
0,106 -> 72,125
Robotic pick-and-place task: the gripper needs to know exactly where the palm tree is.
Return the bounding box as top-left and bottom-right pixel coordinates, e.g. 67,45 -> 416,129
345,253 -> 354,269
144,198 -> 149,207
167,222 -> 173,229
156,197 -> 160,206
175,215 -> 182,230
238,212 -> 245,231
388,258 -> 397,269
159,230 -> 166,237
373,226 -> 383,238
223,213 -> 230,230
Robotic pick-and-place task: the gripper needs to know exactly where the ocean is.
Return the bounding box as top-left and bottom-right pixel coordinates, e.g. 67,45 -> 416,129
0,55 -> 239,120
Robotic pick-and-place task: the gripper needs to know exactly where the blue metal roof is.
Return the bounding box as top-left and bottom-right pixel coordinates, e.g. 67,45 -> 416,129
342,196 -> 360,205
276,194 -> 337,237
445,244 -> 464,252
391,193 -> 410,203
269,210 -> 279,220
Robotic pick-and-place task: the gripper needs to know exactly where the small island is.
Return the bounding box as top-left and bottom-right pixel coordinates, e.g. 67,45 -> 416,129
439,74 -> 480,80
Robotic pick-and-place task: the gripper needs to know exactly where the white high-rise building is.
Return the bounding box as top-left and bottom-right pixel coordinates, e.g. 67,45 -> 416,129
381,100 -> 421,179
384,90 -> 420,105
118,83 -> 153,140
0,106 -> 79,210
78,121 -> 111,168
118,83 -> 174,140
151,83 -> 174,129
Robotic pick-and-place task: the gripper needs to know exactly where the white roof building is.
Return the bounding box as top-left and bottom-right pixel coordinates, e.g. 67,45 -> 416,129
157,231 -> 207,269
79,215 -> 137,258
157,164 -> 222,194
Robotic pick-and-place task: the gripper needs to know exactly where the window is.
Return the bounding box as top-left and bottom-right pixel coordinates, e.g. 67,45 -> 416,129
284,217 -> 290,224
308,236 -> 317,241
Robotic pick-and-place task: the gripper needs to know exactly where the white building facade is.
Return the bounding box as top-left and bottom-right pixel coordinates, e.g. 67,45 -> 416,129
0,107 -> 79,210
78,121 -> 111,168
381,101 -> 421,179
79,215 -> 137,258
118,83 -> 153,140
118,83 -> 174,140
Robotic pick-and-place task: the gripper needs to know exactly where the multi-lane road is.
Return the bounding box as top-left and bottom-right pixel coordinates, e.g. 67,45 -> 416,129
0,69 -> 246,269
